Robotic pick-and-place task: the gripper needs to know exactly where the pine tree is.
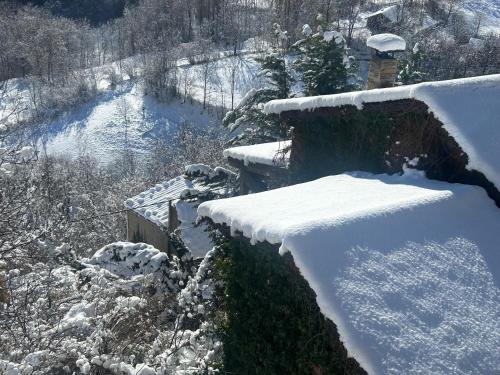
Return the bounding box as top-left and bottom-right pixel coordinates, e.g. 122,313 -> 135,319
293,24 -> 356,96
223,53 -> 293,145
398,42 -> 427,85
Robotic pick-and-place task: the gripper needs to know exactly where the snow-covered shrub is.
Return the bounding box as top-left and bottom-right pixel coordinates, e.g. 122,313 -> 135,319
25,71 -> 99,119
0,241 -> 224,374
151,246 -> 225,373
398,43 -> 428,85
145,124 -> 227,183
103,66 -> 123,89
143,56 -> 179,102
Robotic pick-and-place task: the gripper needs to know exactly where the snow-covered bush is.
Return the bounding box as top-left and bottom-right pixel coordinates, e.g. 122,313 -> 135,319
145,124 -> 227,182
143,55 -> 179,102
0,242 -> 224,375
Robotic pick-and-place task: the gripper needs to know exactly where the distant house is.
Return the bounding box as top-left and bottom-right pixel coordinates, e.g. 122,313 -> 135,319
124,165 -> 233,257
365,5 -> 399,33
125,176 -> 188,254
198,74 -> 500,374
223,140 -> 291,194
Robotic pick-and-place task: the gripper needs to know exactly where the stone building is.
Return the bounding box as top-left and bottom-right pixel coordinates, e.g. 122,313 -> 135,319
366,33 -> 406,89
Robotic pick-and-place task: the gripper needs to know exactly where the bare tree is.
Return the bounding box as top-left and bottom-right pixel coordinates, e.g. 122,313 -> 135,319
443,0 -> 463,26
116,97 -> 136,176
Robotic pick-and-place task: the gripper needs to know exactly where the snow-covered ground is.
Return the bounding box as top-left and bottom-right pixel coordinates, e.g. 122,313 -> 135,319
198,172 -> 500,375
38,82 -> 218,162
178,53 -> 264,109
370,0 -> 500,24
366,0 -> 500,35
462,0 -> 500,34
35,53 -> 264,163
0,79 -> 33,126
1,52 -> 264,164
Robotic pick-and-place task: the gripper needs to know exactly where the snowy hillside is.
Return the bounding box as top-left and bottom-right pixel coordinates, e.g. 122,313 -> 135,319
463,0 -> 500,21
462,0 -> 500,34
178,53 -> 264,109
5,53 -> 264,163
38,81 -> 218,163
371,0 -> 500,21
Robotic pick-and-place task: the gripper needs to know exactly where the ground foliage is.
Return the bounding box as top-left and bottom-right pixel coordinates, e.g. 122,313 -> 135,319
0,240 -> 224,374
214,237 -> 366,375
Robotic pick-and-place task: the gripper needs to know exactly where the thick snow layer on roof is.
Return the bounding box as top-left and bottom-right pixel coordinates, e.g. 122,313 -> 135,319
223,140 -> 291,167
198,173 -> 500,374
366,5 -> 399,22
264,74 -> 500,190
125,176 -> 194,228
366,33 -> 406,52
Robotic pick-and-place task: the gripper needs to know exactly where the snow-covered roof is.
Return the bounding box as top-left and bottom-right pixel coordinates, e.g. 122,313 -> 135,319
264,74 -> 500,190
223,140 -> 291,167
365,5 -> 399,22
366,33 -> 406,52
198,173 -> 500,374
125,176 -> 194,228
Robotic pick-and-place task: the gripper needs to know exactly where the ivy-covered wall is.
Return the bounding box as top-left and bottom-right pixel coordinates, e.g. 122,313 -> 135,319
282,100 -> 500,207
215,236 -> 366,375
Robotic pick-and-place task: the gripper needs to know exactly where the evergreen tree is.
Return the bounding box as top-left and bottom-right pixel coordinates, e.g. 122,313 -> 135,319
398,42 -> 428,85
223,52 -> 293,145
293,24 -> 357,96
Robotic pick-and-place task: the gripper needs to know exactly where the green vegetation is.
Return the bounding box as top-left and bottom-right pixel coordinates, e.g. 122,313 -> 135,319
214,237 -> 365,375
223,53 -> 293,145
293,26 -> 356,96
289,104 -> 402,181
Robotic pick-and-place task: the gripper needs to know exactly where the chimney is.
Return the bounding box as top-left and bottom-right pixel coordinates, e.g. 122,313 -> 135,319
366,33 -> 406,89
